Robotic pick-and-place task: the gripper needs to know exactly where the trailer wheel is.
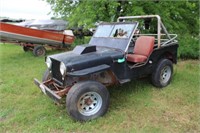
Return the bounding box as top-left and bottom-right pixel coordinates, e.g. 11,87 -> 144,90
42,69 -> 52,82
151,59 -> 173,88
66,81 -> 110,121
33,45 -> 46,56
23,46 -> 29,52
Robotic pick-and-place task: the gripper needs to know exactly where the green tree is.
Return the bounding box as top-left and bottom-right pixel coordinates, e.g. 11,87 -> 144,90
46,0 -> 199,59
45,0 -> 198,36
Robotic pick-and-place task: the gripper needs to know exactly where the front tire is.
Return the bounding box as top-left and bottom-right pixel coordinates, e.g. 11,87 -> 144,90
42,69 -> 52,82
151,59 -> 173,88
66,81 -> 110,121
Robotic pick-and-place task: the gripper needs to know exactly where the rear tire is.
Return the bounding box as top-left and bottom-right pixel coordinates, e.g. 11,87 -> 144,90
33,45 -> 46,56
151,59 -> 173,88
66,81 -> 110,121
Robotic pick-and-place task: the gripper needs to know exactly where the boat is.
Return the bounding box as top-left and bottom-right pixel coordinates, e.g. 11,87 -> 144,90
0,22 -> 75,56
0,22 -> 74,45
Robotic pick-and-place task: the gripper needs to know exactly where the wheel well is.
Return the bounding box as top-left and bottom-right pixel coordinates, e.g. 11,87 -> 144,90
159,52 -> 175,63
65,70 -> 118,87
90,70 -> 118,86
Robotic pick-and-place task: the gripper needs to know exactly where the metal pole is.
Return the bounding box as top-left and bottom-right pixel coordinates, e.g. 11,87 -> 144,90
157,15 -> 161,48
160,22 -> 171,39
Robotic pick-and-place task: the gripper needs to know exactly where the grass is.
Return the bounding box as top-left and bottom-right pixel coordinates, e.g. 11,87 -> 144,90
0,43 -> 199,133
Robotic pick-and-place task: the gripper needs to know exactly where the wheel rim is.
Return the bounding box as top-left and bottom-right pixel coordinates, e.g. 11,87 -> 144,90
36,48 -> 45,56
77,92 -> 102,116
160,66 -> 171,84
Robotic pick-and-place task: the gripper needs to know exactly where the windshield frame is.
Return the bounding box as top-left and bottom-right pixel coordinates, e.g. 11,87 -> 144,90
93,22 -> 137,39
89,22 -> 138,52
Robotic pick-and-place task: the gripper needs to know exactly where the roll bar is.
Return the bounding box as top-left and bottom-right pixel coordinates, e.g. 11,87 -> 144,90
117,15 -> 173,48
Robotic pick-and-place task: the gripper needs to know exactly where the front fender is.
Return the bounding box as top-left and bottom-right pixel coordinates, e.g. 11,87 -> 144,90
67,64 -> 110,77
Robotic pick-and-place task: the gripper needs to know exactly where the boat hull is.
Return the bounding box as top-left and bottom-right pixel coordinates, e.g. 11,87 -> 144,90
0,22 -> 74,46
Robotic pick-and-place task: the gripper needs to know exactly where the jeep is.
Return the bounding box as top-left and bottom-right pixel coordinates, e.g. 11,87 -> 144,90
34,15 -> 178,121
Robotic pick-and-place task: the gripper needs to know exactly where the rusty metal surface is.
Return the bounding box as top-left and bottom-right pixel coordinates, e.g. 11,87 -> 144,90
43,79 -> 72,98
55,87 -> 71,97
91,70 -> 118,86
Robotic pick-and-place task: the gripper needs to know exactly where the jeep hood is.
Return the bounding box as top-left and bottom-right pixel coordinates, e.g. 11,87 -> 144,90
49,45 -> 124,72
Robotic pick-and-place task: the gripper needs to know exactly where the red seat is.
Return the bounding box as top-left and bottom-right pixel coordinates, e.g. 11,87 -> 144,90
127,36 -> 155,63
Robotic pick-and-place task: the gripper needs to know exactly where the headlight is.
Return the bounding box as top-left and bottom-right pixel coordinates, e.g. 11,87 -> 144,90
60,62 -> 66,76
46,57 -> 52,69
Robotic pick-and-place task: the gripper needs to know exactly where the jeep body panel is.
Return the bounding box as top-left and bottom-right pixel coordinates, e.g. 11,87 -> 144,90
48,45 -> 124,84
111,44 -> 178,81
68,64 -> 110,77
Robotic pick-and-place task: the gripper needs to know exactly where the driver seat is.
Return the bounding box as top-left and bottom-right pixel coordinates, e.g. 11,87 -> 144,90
127,36 -> 155,63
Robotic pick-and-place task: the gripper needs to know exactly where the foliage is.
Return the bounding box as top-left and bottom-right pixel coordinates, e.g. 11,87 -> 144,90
45,0 -> 199,35
45,0 -> 199,59
178,34 -> 199,59
72,36 -> 91,47
0,44 -> 199,132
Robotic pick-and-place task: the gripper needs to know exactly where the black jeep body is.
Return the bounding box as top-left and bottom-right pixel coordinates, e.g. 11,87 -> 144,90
34,15 -> 178,121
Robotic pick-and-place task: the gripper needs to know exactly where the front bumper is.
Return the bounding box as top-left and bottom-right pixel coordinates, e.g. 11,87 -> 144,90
34,78 -> 62,104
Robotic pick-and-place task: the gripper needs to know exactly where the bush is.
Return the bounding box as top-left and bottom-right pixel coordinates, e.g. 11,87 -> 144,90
72,37 -> 91,47
178,34 -> 199,59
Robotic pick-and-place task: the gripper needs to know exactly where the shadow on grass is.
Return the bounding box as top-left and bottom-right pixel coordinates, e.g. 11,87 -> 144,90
108,77 -> 153,110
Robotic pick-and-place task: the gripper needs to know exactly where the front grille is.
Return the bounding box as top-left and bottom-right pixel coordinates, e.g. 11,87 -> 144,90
51,59 -> 62,83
